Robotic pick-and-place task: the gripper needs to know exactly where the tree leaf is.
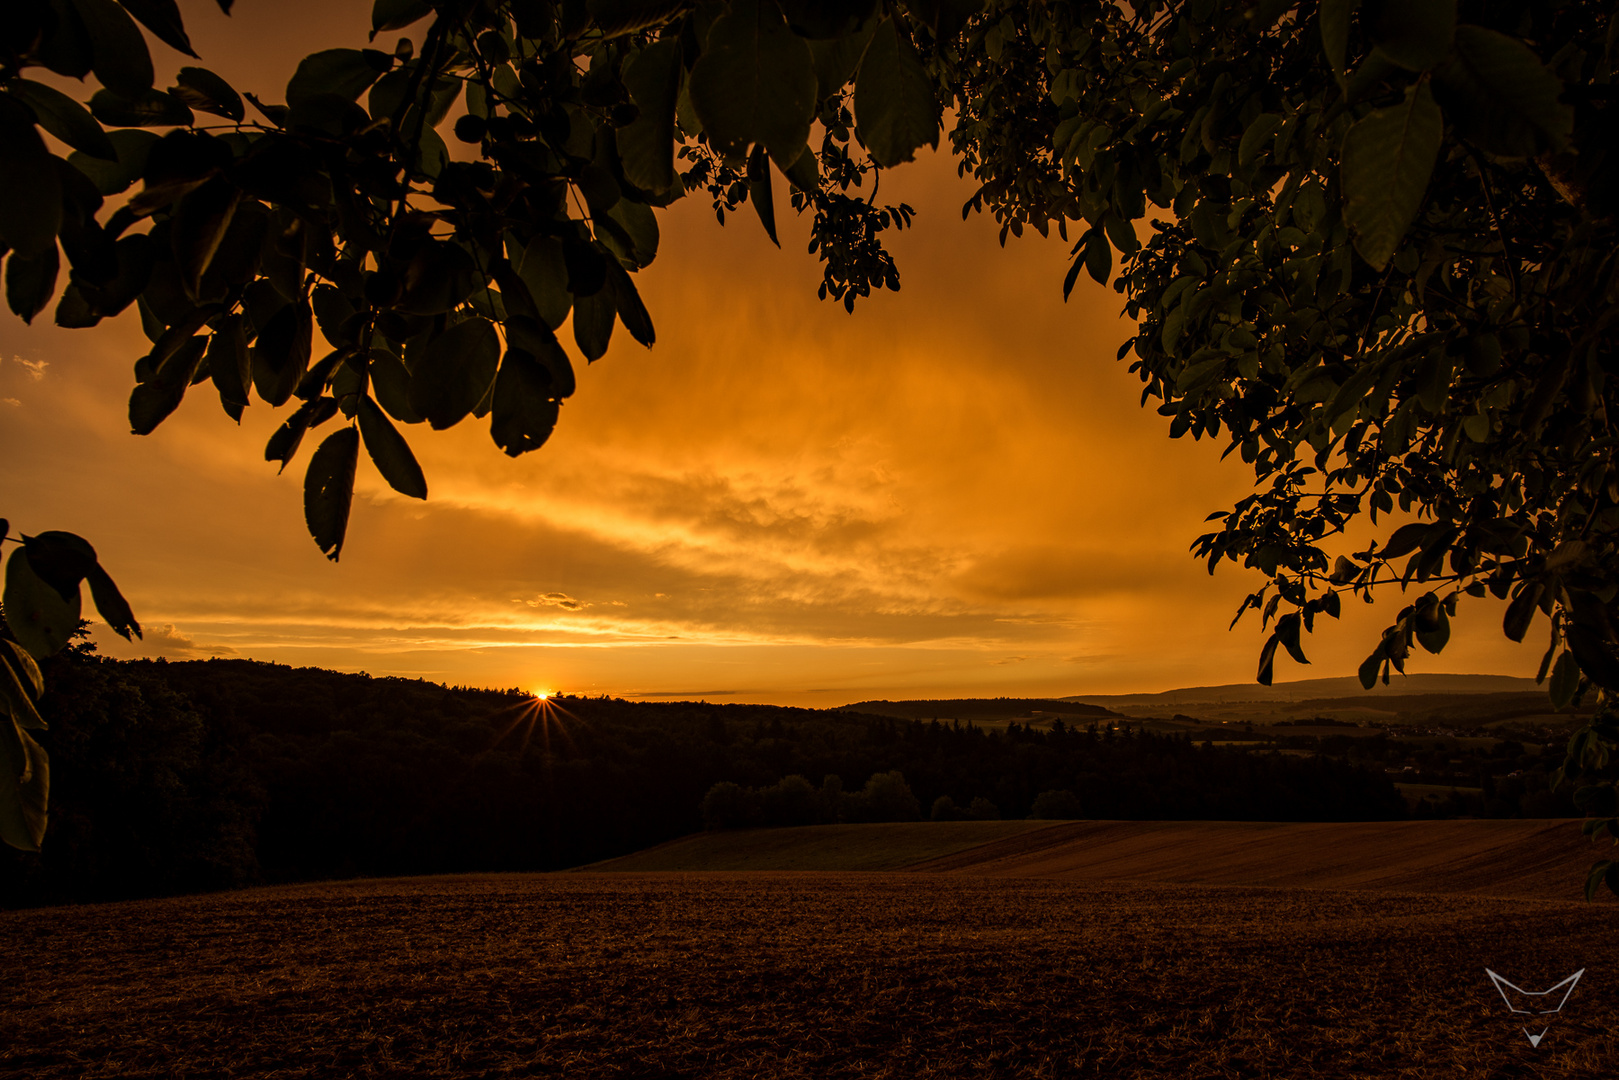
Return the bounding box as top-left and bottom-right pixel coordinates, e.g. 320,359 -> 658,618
1550,649 -> 1581,710
252,299 -> 313,408
573,288 -> 616,361
408,316 -> 500,429
0,102 -> 64,255
747,142 -> 779,247
264,396 -> 337,473
1368,0 -> 1455,71
1502,582 -> 1543,643
286,49 -> 391,109
208,314 -> 251,417
1341,78 -> 1442,270
369,349 -> 421,423
129,333 -> 207,433
70,0 -> 155,98
0,722 -> 49,852
606,257 -> 654,347
0,650 -> 47,733
89,88 -> 193,127
172,66 -> 244,122
8,78 -> 116,159
1320,0 -> 1358,79
358,395 -> 427,498
372,0 -> 434,34
514,234 -> 574,330
1236,112 -> 1283,172
2,641 -> 43,701
688,0 -> 818,168
619,39 -> 682,195
303,426 -> 360,561
490,348 -> 562,457
170,176 -> 239,299
6,245 -> 61,324
85,563 -> 141,641
809,15 -> 879,104
66,127 -> 159,195
2,549 -> 82,660
853,17 -> 940,168
118,0 -> 199,58
1434,25 -> 1572,156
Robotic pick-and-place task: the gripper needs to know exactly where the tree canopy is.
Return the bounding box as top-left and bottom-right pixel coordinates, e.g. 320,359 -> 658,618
3,0 -> 1619,894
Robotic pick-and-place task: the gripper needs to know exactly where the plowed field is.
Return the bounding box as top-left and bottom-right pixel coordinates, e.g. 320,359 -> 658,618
3,870 -> 1618,1078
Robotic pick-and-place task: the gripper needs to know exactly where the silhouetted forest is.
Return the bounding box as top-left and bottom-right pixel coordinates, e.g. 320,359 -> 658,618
4,651 -> 1422,907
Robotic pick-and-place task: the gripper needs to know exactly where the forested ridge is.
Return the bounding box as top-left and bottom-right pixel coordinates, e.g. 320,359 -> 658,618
1,649 -> 1448,907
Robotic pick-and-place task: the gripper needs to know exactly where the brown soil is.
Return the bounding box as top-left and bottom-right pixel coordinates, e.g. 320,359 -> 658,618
909,819 -> 1600,899
3,871 -> 1618,1078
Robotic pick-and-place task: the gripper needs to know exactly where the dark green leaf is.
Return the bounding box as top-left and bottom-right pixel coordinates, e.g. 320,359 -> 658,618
573,288 -> 616,361
1236,112 -> 1283,172
1083,226 -> 1111,285
89,88 -> 193,127
118,0 -> 198,57
369,349 -> 422,423
6,245 -> 61,324
1550,650 -> 1581,710
358,395 -> 427,498
66,127 -> 158,195
265,396 -> 337,473
747,143 -> 779,247
129,333 -> 206,433
286,49 -> 391,110
0,105 -> 64,255
1,641 -> 43,701
1368,0 -> 1455,71
372,0 -> 434,33
688,0 -> 818,168
514,234 -> 573,330
303,426 -> 360,561
605,258 -> 654,347
0,722 -> 49,852
1257,632 -> 1279,685
408,316 -> 500,429
1357,644 -> 1385,690
172,67 -> 244,122
1434,26 -> 1572,156
0,649 -> 47,732
1503,582 -> 1543,643
208,314 -> 251,417
252,299 -> 313,408
808,15 -> 879,104
8,78 -> 116,159
84,562 -> 140,641
618,39 -> 682,195
2,548 -> 82,660
490,348 -> 562,457
853,17 -> 940,168
1341,78 -> 1441,270
588,0 -> 690,38
1320,0 -> 1358,79
170,176 -> 239,299
1380,522 -> 1429,559
71,0 -> 155,98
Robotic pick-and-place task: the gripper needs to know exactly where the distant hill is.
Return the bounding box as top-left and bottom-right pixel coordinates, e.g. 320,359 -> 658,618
838,697 -> 1118,720
1065,673 -> 1540,709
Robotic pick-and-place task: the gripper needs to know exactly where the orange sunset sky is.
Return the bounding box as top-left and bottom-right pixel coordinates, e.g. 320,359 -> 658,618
0,2 -> 1543,705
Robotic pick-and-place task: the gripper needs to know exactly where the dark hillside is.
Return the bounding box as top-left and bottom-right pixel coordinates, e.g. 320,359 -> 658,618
4,655 -> 1412,907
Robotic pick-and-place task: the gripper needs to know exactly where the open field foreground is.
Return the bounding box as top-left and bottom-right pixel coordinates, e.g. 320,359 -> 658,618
3,872 -> 1619,1079
596,819 -> 1602,900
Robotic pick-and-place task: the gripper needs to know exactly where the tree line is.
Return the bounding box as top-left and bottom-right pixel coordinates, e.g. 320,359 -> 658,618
0,648 -> 1451,907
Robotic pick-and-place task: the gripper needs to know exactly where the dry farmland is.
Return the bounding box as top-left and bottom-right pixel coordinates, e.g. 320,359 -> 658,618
4,856 -> 1619,1079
